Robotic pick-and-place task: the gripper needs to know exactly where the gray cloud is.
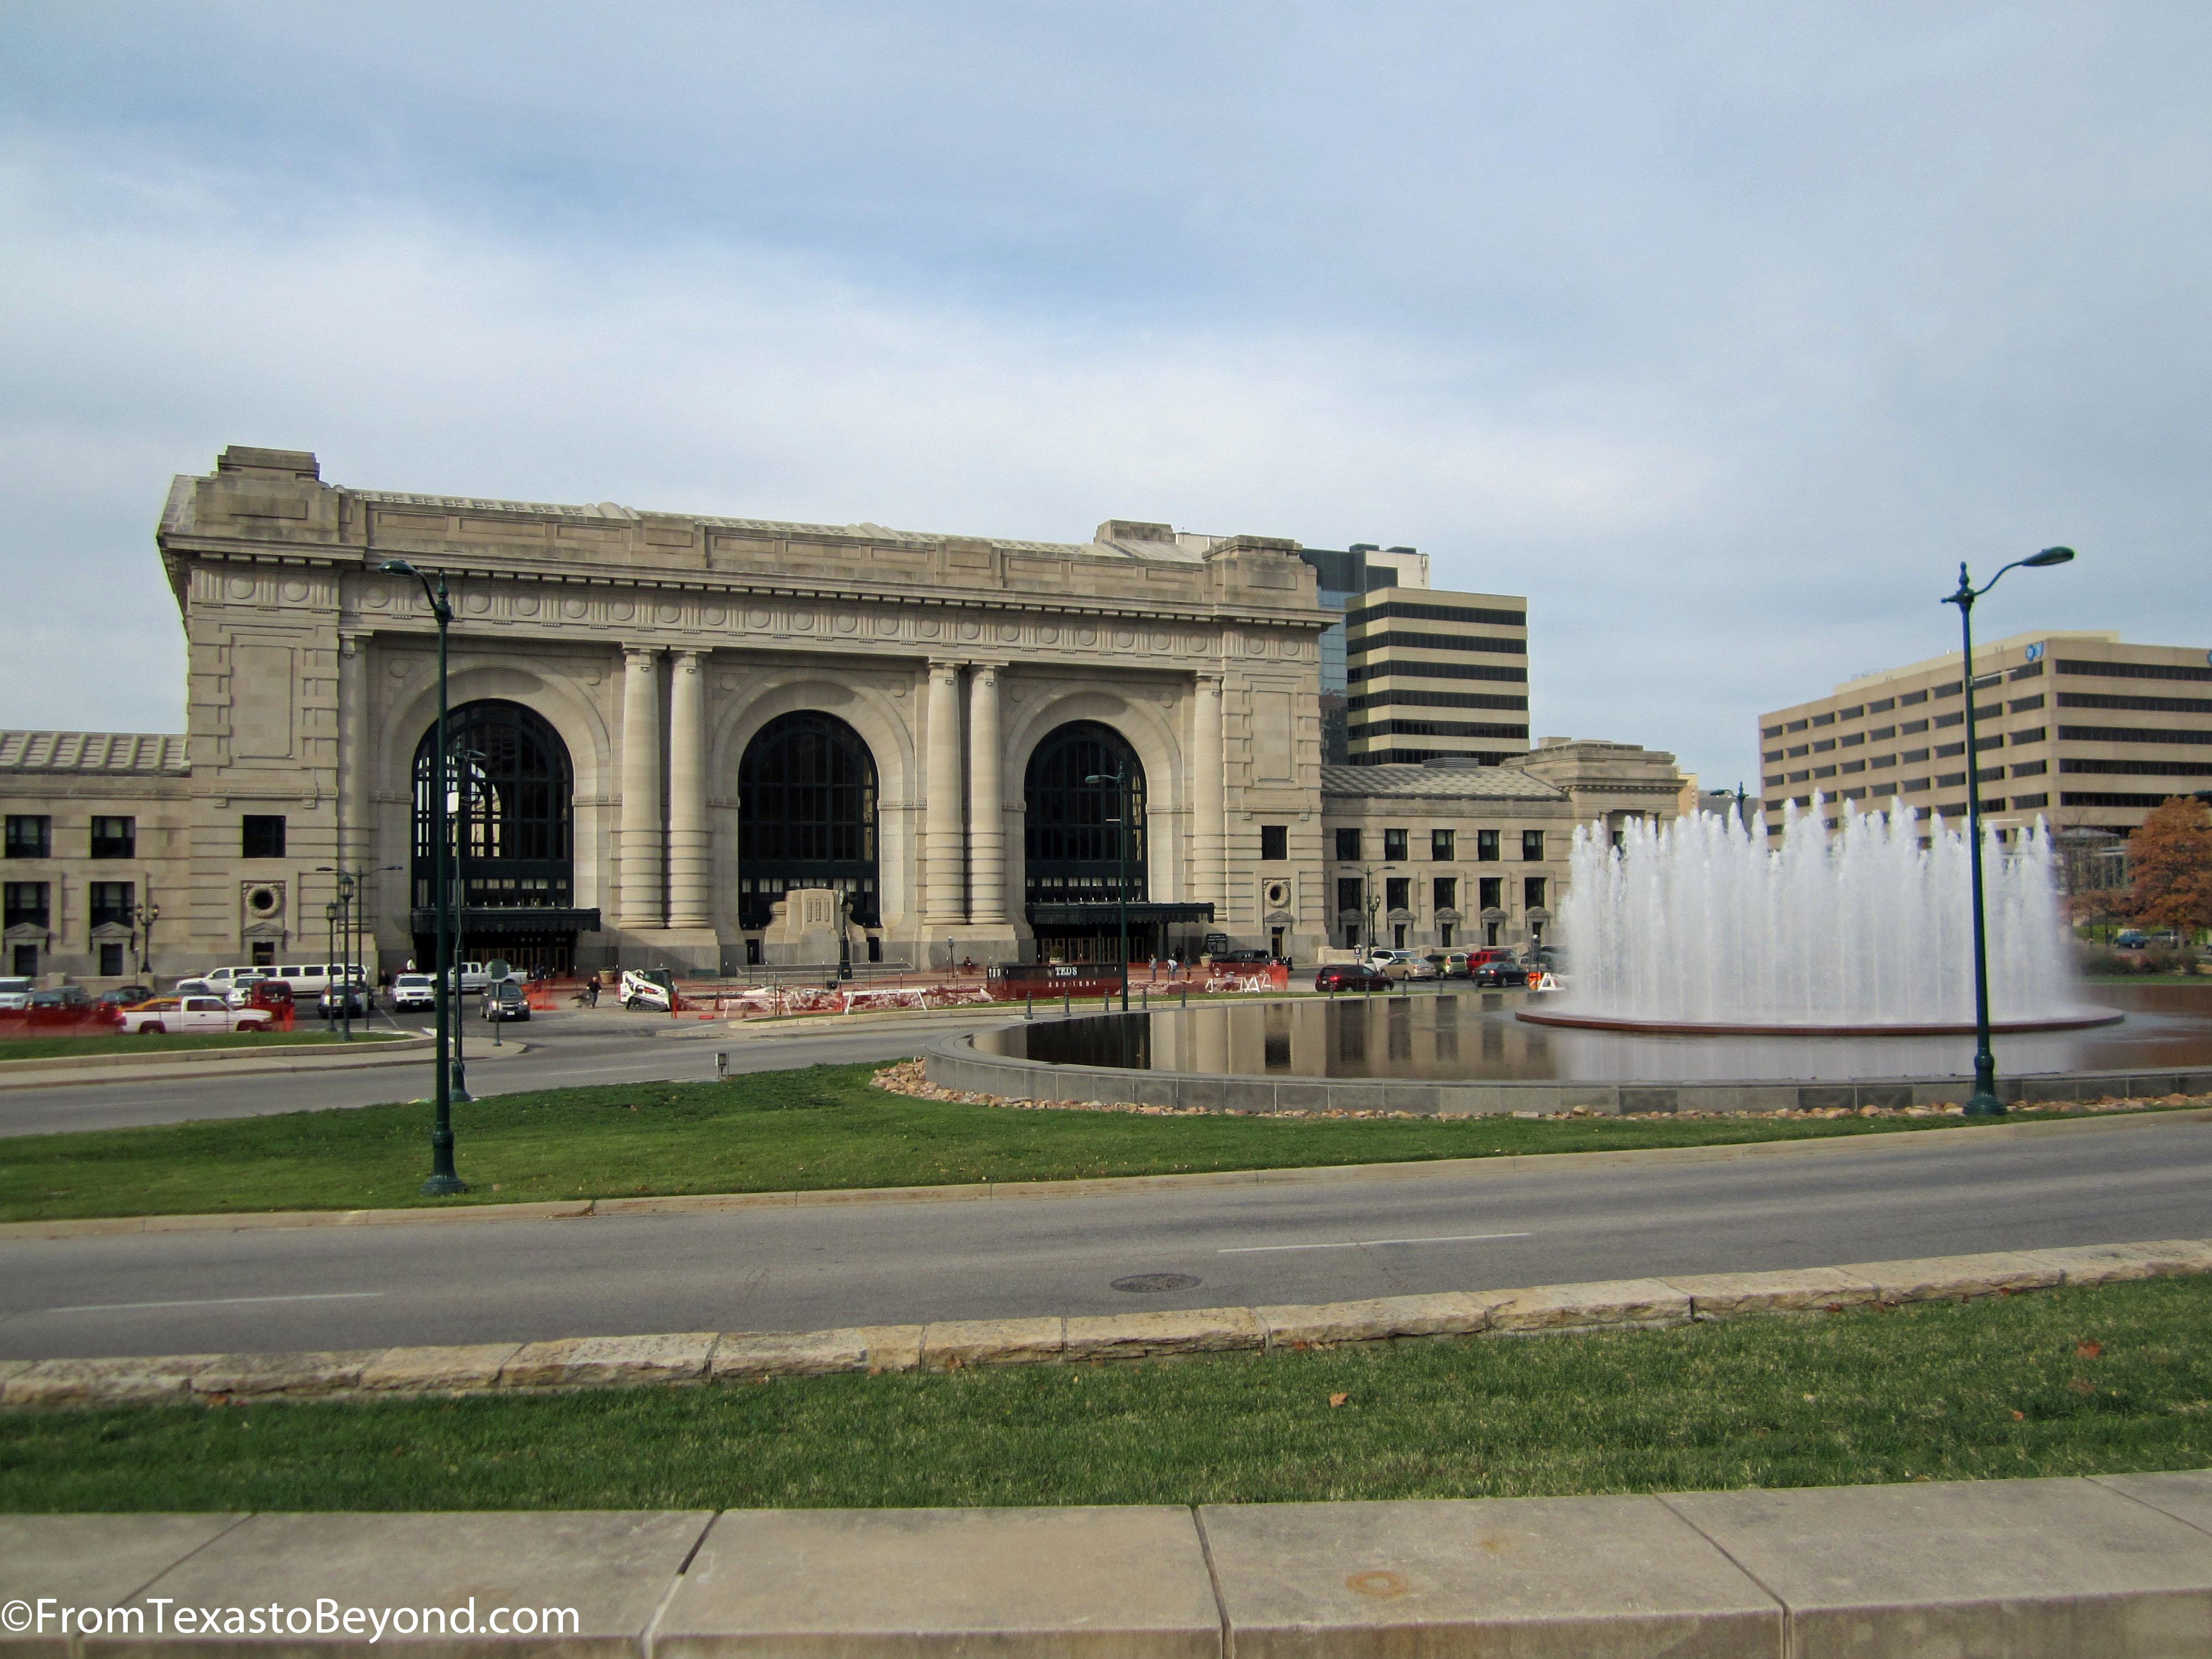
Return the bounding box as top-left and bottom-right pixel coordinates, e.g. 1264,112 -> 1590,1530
2,2 -> 2206,785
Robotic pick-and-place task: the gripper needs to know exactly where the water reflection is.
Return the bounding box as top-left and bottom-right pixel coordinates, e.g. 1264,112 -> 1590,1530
977,985 -> 2212,1084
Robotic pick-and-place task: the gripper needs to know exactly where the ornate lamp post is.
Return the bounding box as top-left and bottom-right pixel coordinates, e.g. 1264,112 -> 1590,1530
1942,546 -> 2075,1118
1084,764 -> 1131,1010
132,898 -> 160,977
377,559 -> 466,1195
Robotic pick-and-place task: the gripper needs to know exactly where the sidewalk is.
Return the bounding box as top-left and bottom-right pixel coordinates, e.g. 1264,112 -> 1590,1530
8,1473 -> 2209,1655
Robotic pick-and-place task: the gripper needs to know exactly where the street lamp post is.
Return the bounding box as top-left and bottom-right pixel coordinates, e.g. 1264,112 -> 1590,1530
378,559 -> 467,1194
1942,546 -> 2076,1118
324,901 -> 341,1031
1361,864 -> 1398,955
1084,764 -> 1132,1010
132,898 -> 160,978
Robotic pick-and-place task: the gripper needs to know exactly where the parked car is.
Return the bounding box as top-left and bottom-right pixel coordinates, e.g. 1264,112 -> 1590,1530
390,973 -> 439,1013
622,968 -> 676,1011
0,977 -> 35,1011
480,980 -> 531,1022
94,984 -> 155,1008
1472,953 -> 1528,988
118,995 -> 274,1035
244,979 -> 295,1011
1376,951 -> 1438,981
1214,948 -> 1277,966
26,985 -> 92,1008
1314,962 -> 1392,993
2115,930 -> 2149,950
1431,951 -> 1474,979
318,983 -> 372,1018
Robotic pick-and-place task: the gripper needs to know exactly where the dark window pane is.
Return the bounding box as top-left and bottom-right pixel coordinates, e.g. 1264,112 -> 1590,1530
4,816 -> 50,859
242,815 -> 286,858
1260,825 -> 1287,861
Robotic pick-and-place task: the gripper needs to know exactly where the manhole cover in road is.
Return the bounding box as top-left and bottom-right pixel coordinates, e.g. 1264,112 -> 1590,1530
1112,1272 -> 1201,1293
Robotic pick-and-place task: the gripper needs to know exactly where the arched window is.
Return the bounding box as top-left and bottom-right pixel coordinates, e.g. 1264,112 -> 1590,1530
411,700 -> 577,971
1024,721 -> 1147,909
738,712 -> 879,928
412,700 -> 573,906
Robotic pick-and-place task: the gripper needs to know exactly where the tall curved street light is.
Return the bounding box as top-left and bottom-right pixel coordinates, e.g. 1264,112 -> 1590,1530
378,559 -> 467,1194
1942,545 -> 2075,1118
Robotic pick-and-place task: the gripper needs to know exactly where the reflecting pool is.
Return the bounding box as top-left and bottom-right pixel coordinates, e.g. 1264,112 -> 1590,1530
976,984 -> 2212,1084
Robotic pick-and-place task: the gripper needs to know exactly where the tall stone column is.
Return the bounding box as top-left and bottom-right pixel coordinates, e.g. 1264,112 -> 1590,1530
967,664 -> 1005,925
618,645 -> 664,929
924,659 -> 967,927
336,631 -> 373,947
667,649 -> 711,929
336,632 -> 368,867
1193,673 -> 1226,918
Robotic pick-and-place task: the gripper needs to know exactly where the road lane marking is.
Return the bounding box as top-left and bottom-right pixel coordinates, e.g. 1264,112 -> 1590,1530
47,1292 -> 385,1313
1218,1231 -> 1533,1254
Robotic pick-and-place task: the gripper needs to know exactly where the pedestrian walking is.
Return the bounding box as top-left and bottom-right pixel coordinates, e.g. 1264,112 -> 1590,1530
585,977 -> 600,1008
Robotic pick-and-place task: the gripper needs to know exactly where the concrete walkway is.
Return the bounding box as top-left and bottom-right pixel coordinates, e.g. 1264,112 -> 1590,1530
6,1474 -> 2211,1655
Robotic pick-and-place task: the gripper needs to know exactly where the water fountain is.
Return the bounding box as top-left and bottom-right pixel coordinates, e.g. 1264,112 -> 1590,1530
1523,797 -> 2117,1036
940,797 -> 2206,1109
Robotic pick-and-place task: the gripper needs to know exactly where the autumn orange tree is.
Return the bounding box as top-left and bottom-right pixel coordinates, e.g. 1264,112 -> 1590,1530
2121,796 -> 2212,933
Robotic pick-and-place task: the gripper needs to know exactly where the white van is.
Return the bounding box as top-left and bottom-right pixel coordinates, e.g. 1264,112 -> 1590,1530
206,963 -> 366,998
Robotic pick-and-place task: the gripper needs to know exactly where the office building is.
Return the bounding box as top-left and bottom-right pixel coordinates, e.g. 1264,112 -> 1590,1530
1757,629 -> 2212,839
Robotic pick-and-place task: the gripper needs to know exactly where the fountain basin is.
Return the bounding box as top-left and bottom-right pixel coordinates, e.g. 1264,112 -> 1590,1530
932,984 -> 2212,1116
1516,1006 -> 2125,1037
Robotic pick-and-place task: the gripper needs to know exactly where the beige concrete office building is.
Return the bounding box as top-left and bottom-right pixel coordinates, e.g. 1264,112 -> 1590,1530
1343,586 -> 1531,767
1757,629 -> 2212,839
0,446 -> 1686,985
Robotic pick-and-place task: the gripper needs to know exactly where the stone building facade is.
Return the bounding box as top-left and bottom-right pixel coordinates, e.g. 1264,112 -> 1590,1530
0,447 -> 1688,984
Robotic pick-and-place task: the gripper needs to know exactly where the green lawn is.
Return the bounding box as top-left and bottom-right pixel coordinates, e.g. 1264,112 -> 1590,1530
4,1277 -> 2205,1512
1,1062 -> 2198,1224
0,1030 -> 406,1062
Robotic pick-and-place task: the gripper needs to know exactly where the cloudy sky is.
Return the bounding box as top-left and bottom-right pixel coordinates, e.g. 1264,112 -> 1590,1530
4,2 -> 2206,788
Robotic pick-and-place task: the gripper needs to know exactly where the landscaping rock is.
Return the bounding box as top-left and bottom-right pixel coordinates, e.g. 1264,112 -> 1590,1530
356,1343 -> 521,1392
2016,1238 -> 2212,1286
502,1332 -> 717,1389
1256,1291 -> 1500,1347
921,1317 -> 1066,1368
1834,1251 -> 2063,1303
1063,1307 -> 1265,1360
1660,1266 -> 1885,1318
190,1349 -> 385,1396
2,1354 -> 220,1406
1487,1278 -> 1692,1331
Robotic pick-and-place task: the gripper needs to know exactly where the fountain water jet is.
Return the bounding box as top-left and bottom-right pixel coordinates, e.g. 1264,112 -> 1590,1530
1523,796 -> 2118,1035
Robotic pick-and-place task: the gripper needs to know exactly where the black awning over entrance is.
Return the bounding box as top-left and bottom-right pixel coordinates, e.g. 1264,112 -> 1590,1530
1026,902 -> 1215,926
411,908 -> 602,935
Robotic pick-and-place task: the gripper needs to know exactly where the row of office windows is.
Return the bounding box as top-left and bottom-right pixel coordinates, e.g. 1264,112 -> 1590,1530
6,816 -> 138,860
1344,630 -> 1526,657
1761,664 -> 2046,739
2,880 -> 137,930
1332,827 -> 1545,862
1344,601 -> 1527,630
1347,660 -> 1527,685
4,814 -> 289,860
1333,875 -> 1547,915
1761,658 -> 2212,743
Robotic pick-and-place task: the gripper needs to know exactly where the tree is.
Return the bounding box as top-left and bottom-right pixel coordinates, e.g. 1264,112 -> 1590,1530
2121,796 -> 2212,933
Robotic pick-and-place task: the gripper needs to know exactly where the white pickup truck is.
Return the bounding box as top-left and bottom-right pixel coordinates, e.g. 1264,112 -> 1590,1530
117,995 -> 275,1035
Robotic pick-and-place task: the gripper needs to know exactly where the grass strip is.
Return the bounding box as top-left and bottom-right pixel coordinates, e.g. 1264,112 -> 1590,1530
0,1030 -> 406,1062
7,1063 -> 2198,1224
4,1277 -> 2206,1512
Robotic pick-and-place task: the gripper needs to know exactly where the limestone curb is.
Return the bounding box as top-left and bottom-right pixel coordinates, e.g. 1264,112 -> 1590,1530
5,1237 -> 2206,1409
7,1102 -> 2208,1244
0,1034 -> 440,1091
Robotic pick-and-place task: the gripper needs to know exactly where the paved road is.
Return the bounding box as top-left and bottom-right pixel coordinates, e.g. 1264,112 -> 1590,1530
0,1007 -> 1016,1138
5,1113 -> 2206,1360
